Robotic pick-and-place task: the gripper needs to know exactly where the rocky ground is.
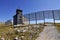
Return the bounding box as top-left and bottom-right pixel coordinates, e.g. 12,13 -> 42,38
36,24 -> 60,40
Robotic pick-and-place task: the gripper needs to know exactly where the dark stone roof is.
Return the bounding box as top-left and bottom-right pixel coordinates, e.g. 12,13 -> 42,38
16,9 -> 23,12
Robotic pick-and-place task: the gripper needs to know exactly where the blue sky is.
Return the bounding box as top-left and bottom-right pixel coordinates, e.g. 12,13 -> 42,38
0,0 -> 60,22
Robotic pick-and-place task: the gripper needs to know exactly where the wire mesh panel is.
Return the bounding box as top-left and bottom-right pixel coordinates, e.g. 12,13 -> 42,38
23,10 -> 60,25
36,11 -> 44,24
44,10 -> 53,19
54,10 -> 60,20
36,11 -> 44,20
23,14 -> 30,25
44,10 -> 53,22
58,10 -> 60,20
54,10 -> 60,23
29,13 -> 35,21
29,13 -> 36,24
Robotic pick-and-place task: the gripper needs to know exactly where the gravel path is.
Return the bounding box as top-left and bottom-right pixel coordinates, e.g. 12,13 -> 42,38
36,24 -> 60,40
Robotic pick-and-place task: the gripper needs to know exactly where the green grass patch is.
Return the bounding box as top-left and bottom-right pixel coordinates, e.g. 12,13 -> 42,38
55,24 -> 60,33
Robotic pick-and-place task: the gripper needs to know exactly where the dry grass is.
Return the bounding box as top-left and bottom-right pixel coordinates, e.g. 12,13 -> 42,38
0,24 -> 44,40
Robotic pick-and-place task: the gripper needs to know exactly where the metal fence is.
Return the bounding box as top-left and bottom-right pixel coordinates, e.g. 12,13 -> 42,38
23,10 -> 60,25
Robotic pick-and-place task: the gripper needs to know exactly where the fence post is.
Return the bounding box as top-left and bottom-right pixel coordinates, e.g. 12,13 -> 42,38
35,13 -> 37,25
28,14 -> 30,27
43,11 -> 45,25
52,10 -> 55,25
